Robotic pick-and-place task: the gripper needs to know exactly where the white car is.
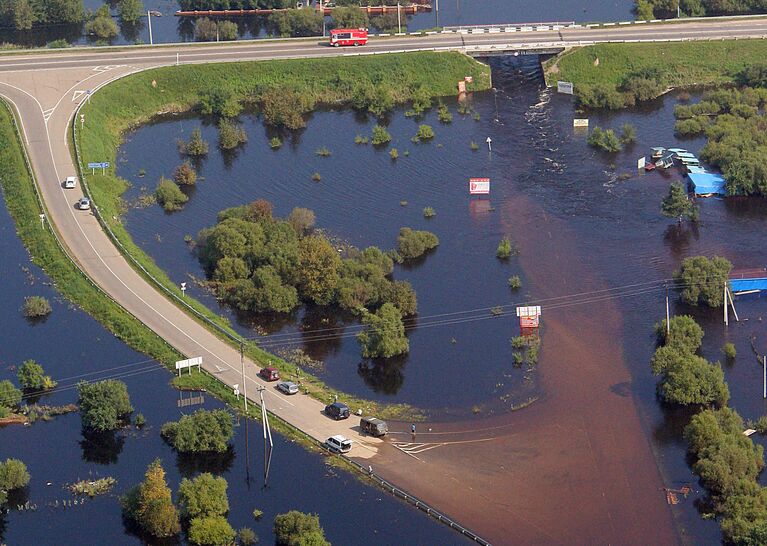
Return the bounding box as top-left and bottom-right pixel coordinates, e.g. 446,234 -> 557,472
64,176 -> 77,189
276,381 -> 299,395
77,197 -> 91,210
325,435 -> 352,454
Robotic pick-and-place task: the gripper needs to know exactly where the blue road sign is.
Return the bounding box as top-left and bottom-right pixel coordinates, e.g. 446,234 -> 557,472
87,162 -> 100,168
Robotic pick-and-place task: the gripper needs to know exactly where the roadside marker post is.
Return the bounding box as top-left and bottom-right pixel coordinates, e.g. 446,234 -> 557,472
39,213 -> 45,228
180,281 -> 187,297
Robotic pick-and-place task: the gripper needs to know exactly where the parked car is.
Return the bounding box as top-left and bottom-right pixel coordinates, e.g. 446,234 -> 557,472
360,416 -> 388,437
259,367 -> 280,382
324,402 -> 350,420
325,435 -> 352,453
77,197 -> 91,210
276,381 -> 298,395
64,176 -> 77,189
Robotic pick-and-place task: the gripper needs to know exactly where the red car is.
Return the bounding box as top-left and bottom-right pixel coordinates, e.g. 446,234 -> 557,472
259,367 -> 280,382
329,28 -> 368,47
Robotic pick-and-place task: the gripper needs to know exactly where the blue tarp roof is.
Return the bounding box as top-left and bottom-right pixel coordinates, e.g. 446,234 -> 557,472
688,173 -> 726,195
731,278 -> 767,292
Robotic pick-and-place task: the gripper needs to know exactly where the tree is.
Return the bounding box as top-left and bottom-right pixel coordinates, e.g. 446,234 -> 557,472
658,352 -> 729,406
0,380 -> 22,411
195,17 -> 218,41
675,255 -> 733,307
297,235 -> 341,306
250,266 -> 299,313
636,0 -> 655,19
160,409 -> 233,453
17,359 -> 56,390
217,20 -> 238,41
274,511 -> 330,546
661,182 -> 694,222
183,128 -> 209,156
655,315 -> 704,354
122,459 -> 180,538
287,207 -> 316,235
331,6 -> 368,28
397,228 -> 439,260
619,122 -> 637,144
213,256 -> 249,283
118,0 -> 143,25
177,473 -> 229,519
155,177 -> 189,211
587,127 -> 622,152
0,459 -> 30,491
496,238 -> 512,259
357,303 -> 409,358
12,0 -> 34,29
268,9 -> 322,37
188,515 -> 236,546
85,5 -> 118,40
173,162 -> 197,186
77,379 -> 133,432
248,199 -> 273,222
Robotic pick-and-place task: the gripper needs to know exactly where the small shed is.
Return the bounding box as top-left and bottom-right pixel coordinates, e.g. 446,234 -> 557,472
687,173 -> 726,196
686,165 -> 707,174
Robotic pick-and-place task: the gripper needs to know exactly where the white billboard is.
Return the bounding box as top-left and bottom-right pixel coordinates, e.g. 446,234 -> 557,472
469,178 -> 490,195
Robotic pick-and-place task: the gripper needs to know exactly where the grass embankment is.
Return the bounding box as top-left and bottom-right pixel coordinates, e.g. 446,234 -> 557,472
0,99 -> 181,369
545,40 -> 767,90
75,52 -> 491,420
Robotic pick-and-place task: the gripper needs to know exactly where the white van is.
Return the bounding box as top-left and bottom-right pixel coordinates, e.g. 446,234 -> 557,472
325,435 -> 352,453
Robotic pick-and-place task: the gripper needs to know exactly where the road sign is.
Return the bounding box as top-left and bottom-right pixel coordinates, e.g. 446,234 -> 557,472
573,119 -> 589,128
469,177 -> 490,195
175,356 -> 202,375
87,162 -> 101,169
557,81 -> 574,95
516,306 -> 541,328
637,156 -> 646,169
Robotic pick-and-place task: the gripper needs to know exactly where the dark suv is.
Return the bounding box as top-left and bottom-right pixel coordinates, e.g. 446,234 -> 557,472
324,402 -> 350,420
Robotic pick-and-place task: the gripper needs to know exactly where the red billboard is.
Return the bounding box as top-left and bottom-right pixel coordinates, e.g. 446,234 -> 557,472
469,177 -> 490,195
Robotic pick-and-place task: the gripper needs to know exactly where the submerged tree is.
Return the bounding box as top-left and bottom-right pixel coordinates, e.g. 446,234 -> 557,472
77,379 -> 133,433
661,182 -> 696,222
357,303 -> 409,358
675,255 -> 733,307
122,459 -> 180,538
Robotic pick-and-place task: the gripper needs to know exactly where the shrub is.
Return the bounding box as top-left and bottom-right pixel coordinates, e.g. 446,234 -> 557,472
261,89 -> 308,130
134,413 -> 146,428
357,303 -> 409,358
218,119 -> 247,150
389,148 -> 399,160
22,295 -> 51,318
178,473 -> 229,519
422,206 -> 435,218
619,123 -> 637,144
274,511 -> 330,546
311,172 -> 321,182
181,128 -> 209,156
17,359 -> 56,390
0,380 -> 21,411
85,5 -> 118,41
46,39 -> 70,49
587,127 -> 622,152
155,177 -> 189,212
371,125 -> 391,146
415,124 -> 435,141
198,88 -> 242,118
78,379 -> 133,432
411,86 -> 432,113
217,20 -> 238,41
576,83 -> 626,109
397,227 -> 439,259
723,342 -> 737,359
675,256 -> 733,307
0,459 -> 30,491
195,18 -> 218,41
122,459 -> 180,538
315,146 -> 331,157
470,141 -> 479,150
173,162 -> 197,186
161,409 -> 233,453
508,276 -> 522,290
189,516 -> 236,546
270,136 -> 282,149
438,104 -> 453,123
496,238 -> 512,259
239,527 -> 258,546
354,134 -> 369,145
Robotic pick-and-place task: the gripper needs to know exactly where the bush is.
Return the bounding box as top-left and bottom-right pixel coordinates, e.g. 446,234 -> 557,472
675,256 -> 733,307
199,88 -> 242,118
655,315 -> 704,354
134,413 -> 146,428
415,124 -> 435,141
576,84 -> 626,109
389,148 -> 399,159
438,104 -> 452,123
270,136 -> 282,149
22,295 -> 51,318
218,119 -> 247,150
161,409 -> 233,453
397,227 -> 439,259
723,342 -> 737,359
122,459 -> 180,538
287,207 -> 316,235
0,380 -> 22,411
155,177 -> 189,212
371,125 -> 391,146
17,359 -> 56,390
0,459 -> 30,491
422,206 -> 435,218
619,123 -> 636,144
470,141 -> 479,150
194,18 -> 218,41
178,473 -> 229,519
315,146 -> 331,157
217,20 -> 238,41
496,238 -> 512,259
357,303 -> 409,358
173,162 -> 197,186
508,276 -> 522,290
47,39 -> 70,49
311,172 -> 321,182
85,5 -> 118,41
189,516 -> 236,546
354,134 -> 369,145
238,527 -> 258,546
78,379 -> 133,432
587,127 -> 622,152
260,89 -> 308,130
181,128 -> 209,157
274,511 -> 330,546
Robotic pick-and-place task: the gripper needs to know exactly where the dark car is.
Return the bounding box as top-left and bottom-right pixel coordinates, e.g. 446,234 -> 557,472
259,366 -> 280,382
324,402 -> 350,420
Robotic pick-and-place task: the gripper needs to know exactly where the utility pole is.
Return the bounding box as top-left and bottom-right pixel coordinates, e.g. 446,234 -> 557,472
723,282 -> 728,326
240,341 -> 248,412
147,11 -> 153,45
435,0 -> 439,27
397,3 -> 401,34
763,355 -> 766,399
665,284 -> 670,337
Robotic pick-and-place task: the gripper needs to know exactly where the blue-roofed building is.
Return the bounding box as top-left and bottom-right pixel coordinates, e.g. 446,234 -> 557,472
687,172 -> 726,196
686,165 -> 707,174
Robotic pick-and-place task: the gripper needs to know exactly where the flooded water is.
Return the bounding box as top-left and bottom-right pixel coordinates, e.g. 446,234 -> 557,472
0,0 -> 635,47
0,171 -> 466,544
115,55 -> 767,544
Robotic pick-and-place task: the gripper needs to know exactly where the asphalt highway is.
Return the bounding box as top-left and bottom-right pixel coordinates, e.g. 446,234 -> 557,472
0,18 -> 758,543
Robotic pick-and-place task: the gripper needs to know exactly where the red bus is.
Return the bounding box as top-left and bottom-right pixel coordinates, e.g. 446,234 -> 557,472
329,28 -> 368,47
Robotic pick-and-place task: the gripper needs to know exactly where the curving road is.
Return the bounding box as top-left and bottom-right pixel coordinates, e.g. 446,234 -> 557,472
0,18 -> 760,544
